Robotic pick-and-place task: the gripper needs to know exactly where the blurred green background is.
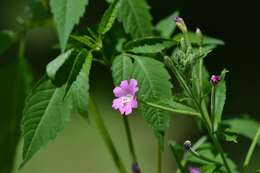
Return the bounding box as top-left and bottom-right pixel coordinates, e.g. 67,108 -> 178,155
1,0 -> 259,173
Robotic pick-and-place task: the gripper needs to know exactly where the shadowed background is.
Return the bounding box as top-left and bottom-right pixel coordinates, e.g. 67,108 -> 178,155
0,0 -> 259,173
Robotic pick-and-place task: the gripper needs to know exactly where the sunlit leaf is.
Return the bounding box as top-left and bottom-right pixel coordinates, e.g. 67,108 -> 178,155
156,11 -> 179,38
50,0 -> 89,52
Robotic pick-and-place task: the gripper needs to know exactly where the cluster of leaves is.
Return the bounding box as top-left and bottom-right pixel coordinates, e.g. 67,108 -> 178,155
0,0 -> 260,173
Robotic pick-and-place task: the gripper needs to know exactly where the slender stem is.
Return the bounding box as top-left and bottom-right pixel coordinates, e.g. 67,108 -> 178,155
189,148 -> 222,166
169,142 -> 187,173
210,86 -> 216,131
243,125 -> 260,172
123,117 -> 141,173
18,37 -> 26,60
167,60 -> 231,173
157,142 -> 162,173
88,96 -> 127,173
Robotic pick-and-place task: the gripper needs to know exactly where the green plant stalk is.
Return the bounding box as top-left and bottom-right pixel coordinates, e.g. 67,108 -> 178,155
123,117 -> 141,172
169,142 -> 187,173
18,37 -> 26,60
167,60 -> 231,173
243,125 -> 260,172
210,86 -> 216,131
189,148 -> 222,166
157,142 -> 162,173
88,96 -> 127,173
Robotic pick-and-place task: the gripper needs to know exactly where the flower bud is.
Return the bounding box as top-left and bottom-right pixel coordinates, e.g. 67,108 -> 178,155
210,75 -> 221,85
132,163 -> 141,173
183,140 -> 192,150
173,16 -> 187,33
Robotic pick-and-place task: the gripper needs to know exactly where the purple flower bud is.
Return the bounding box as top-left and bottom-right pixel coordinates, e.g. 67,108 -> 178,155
210,75 -> 221,85
132,163 -> 141,173
174,16 -> 184,23
183,140 -> 192,150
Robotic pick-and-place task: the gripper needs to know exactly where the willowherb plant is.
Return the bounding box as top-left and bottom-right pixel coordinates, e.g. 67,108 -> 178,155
0,0 -> 260,173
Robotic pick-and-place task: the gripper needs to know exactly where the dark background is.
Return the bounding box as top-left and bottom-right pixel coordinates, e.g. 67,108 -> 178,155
0,0 -> 259,173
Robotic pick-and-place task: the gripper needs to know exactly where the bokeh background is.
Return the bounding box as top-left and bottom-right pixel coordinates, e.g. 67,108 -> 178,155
1,0 -> 259,173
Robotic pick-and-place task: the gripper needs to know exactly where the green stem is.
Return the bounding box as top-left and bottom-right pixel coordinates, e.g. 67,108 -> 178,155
189,148 -> 222,166
169,142 -> 187,173
18,37 -> 26,60
243,125 -> 260,172
88,97 -> 127,173
210,86 -> 216,131
157,142 -> 162,173
166,59 -> 231,173
123,117 -> 141,172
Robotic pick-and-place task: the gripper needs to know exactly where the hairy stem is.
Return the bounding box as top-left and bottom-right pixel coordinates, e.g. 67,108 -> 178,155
88,97 -> 127,173
123,117 -> 141,173
242,125 -> 260,172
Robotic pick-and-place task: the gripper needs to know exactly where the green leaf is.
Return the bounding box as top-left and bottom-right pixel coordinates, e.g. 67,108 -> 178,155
217,127 -> 238,143
155,11 -> 179,38
70,35 -> 96,48
123,37 -> 175,54
191,61 -> 211,104
111,54 -> 133,85
98,0 -> 120,35
69,52 -> 92,119
143,97 -> 200,118
20,77 -> 72,167
0,30 -> 17,55
216,154 -> 239,173
201,164 -> 216,173
130,55 -> 172,136
213,69 -> 228,131
118,0 -> 153,38
46,49 -> 74,86
173,32 -> 225,46
223,118 -> 260,145
50,0 -> 89,52
64,49 -> 88,97
256,169 -> 260,173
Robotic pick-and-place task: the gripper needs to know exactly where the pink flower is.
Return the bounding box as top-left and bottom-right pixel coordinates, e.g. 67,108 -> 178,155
210,75 -> 221,85
188,166 -> 201,173
112,79 -> 138,116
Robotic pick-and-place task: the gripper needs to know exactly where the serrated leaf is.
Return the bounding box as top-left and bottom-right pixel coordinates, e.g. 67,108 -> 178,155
98,0 -> 120,35
21,77 -> 72,167
223,118 -> 260,145
217,127 -> 238,143
64,49 -> 88,97
124,37 -> 175,54
46,49 -> 74,86
130,55 -> 172,136
156,11 -> 179,38
70,35 -> 96,48
50,0 -> 89,52
213,69 -> 228,131
69,52 -> 92,119
118,0 -> 153,38
173,32 -> 225,46
111,54 -> 133,85
143,97 -> 200,118
0,30 -> 17,55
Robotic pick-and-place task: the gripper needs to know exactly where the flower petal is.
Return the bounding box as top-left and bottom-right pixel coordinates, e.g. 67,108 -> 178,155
113,87 -> 126,97
129,79 -> 138,95
120,80 -> 129,90
112,98 -> 123,110
124,103 -> 133,115
131,97 -> 138,108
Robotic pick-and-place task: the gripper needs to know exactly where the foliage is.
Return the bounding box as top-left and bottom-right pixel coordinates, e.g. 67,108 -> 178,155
0,0 -> 259,173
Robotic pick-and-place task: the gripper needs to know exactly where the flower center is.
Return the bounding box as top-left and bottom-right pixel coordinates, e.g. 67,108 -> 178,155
121,94 -> 133,104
